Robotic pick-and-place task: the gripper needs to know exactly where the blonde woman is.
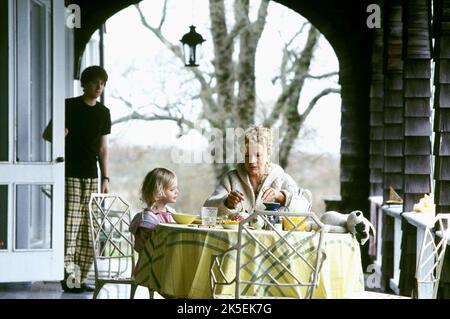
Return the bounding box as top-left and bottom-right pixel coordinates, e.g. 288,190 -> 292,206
204,125 -> 309,216
129,168 -> 178,252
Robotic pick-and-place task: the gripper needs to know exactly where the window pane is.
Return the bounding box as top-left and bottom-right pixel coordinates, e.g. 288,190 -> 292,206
0,185 -> 7,250
16,184 -> 52,250
16,1 -> 51,163
0,0 -> 8,162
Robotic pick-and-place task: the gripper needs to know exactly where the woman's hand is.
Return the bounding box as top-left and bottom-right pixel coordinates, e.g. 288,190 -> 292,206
261,187 -> 285,205
225,191 -> 245,209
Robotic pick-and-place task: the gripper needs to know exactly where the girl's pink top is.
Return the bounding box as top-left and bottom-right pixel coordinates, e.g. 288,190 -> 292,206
129,207 -> 175,253
130,208 -> 174,232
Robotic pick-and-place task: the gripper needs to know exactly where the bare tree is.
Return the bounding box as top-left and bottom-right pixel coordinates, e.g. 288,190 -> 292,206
113,0 -> 340,181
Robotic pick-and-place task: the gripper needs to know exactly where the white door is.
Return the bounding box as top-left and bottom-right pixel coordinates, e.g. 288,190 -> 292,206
0,0 -> 66,282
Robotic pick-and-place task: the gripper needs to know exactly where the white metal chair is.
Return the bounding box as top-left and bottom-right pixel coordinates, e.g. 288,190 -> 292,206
211,210 -> 327,298
299,188 -> 313,213
88,193 -> 137,299
414,214 -> 450,299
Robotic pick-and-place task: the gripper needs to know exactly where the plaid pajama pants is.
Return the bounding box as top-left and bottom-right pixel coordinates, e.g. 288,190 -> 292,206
64,177 -> 98,284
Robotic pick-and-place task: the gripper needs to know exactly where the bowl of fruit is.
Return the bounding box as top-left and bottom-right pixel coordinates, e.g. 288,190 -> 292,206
222,213 -> 246,230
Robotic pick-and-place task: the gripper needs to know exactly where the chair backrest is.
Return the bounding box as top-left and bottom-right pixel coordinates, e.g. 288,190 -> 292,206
88,193 -> 135,281
415,214 -> 450,299
233,210 -> 327,298
299,188 -> 313,213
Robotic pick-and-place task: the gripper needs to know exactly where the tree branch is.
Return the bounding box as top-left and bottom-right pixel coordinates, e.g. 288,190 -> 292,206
226,0 -> 249,44
135,3 -> 209,89
135,3 -> 218,119
112,111 -> 195,129
110,94 -> 134,110
271,23 -> 311,91
158,0 -> 168,30
280,21 -> 308,48
209,0 -> 236,119
301,88 -> 341,119
264,26 -> 320,128
249,0 -> 269,46
306,71 -> 339,80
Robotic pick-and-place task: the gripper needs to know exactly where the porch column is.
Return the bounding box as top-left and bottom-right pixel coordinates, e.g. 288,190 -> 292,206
433,0 -> 450,298
381,0 -> 404,294
368,0 -> 385,259
382,0 -> 404,202
399,0 -> 432,297
402,0 -> 432,213
369,1 -> 385,198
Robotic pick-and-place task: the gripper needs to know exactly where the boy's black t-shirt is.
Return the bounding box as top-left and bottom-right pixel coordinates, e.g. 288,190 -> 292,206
65,97 -> 111,178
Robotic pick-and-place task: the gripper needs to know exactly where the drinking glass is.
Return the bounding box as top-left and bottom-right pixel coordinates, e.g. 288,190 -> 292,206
201,207 -> 218,226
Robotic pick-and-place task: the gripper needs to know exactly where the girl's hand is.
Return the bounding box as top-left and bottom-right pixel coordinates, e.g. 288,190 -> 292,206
225,191 -> 245,209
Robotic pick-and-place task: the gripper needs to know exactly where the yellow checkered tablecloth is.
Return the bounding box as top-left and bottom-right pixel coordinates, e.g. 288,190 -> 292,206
134,223 -> 365,299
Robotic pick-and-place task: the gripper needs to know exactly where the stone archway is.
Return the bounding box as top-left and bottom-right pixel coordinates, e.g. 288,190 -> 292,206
70,0 -> 374,264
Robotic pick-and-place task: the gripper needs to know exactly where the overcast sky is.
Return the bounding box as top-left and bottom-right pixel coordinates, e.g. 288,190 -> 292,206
102,0 -> 342,154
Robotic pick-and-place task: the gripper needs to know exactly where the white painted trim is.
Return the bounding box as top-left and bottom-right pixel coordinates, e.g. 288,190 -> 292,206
379,204 -> 403,295
50,0 -> 66,282
402,212 -> 437,299
0,166 -> 57,183
389,278 -> 400,295
7,183 -> 12,254
8,0 -> 15,164
392,217 -> 403,288
0,0 -> 66,282
435,230 -> 450,246
383,205 -> 402,219
0,251 -> 62,282
402,212 -> 435,229
368,195 -> 383,206
369,196 -> 384,267
15,0 -> 31,165
5,0 -> 15,256
374,203 -> 383,267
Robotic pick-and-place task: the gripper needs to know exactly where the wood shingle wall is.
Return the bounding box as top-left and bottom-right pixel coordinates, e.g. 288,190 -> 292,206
402,0 -> 432,213
433,0 -> 450,214
399,0 -> 432,297
383,0 -> 404,201
370,0 -> 385,197
433,0 -> 450,299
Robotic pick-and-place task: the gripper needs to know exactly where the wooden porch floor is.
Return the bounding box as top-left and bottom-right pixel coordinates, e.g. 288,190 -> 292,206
0,281 -> 163,299
0,271 -> 406,299
0,280 -> 404,299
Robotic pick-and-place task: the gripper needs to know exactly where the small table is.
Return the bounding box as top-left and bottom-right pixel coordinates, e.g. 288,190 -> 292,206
134,223 -> 365,298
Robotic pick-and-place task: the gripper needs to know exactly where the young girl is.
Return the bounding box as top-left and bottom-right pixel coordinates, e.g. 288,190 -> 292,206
129,168 -> 178,253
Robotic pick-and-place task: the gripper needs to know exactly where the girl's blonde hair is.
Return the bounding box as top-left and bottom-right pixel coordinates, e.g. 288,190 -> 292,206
141,168 -> 177,208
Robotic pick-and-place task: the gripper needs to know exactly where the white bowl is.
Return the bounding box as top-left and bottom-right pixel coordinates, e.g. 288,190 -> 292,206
222,223 -> 239,230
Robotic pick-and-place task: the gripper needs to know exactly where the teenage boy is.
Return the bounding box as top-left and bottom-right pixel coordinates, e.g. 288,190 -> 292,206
43,65 -> 111,293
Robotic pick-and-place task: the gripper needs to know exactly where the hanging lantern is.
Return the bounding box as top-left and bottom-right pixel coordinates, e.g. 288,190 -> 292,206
180,25 -> 206,67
